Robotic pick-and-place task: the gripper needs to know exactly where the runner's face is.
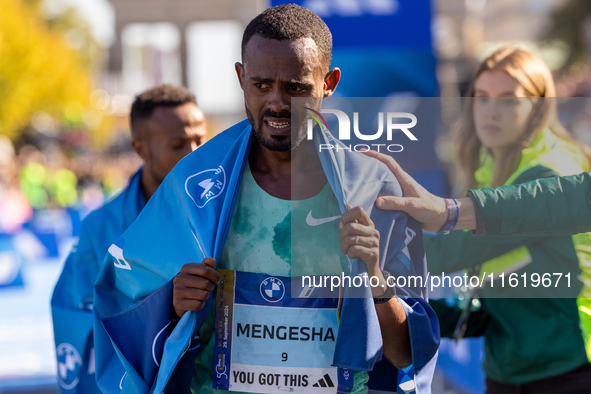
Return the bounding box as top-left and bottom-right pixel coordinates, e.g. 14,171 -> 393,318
141,103 -> 207,184
473,70 -> 534,158
236,36 -> 331,152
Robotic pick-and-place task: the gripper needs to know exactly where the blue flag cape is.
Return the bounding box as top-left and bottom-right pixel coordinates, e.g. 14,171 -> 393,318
51,168 -> 145,393
93,119 -> 439,394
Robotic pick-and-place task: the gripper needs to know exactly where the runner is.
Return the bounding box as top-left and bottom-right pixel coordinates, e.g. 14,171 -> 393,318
93,5 -> 438,394
51,85 -> 206,393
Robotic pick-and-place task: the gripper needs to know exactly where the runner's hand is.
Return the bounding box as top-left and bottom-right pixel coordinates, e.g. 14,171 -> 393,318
339,206 -> 381,277
362,150 -> 447,232
173,258 -> 220,318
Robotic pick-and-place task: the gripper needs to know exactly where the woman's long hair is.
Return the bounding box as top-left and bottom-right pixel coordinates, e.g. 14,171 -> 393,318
456,46 -> 591,190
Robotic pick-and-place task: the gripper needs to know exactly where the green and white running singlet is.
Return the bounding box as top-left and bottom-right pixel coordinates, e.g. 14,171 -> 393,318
191,163 -> 369,394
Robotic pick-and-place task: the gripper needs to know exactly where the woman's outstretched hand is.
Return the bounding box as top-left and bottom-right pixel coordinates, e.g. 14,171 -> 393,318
362,150 -> 476,232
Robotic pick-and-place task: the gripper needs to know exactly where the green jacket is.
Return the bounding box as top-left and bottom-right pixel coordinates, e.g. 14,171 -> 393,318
469,171 -> 591,237
428,129 -> 591,385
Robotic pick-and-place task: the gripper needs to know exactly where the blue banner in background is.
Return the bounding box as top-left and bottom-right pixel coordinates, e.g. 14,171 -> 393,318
271,0 -> 437,97
0,235 -> 24,288
437,338 -> 486,394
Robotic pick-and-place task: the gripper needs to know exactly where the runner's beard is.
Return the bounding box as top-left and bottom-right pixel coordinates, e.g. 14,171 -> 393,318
245,104 -> 306,152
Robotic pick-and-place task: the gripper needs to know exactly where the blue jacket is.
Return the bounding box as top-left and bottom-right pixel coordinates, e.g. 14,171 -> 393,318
51,169 -> 145,393
93,120 -> 439,394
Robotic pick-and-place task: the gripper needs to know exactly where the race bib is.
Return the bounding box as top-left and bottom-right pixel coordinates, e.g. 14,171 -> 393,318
213,270 -> 353,394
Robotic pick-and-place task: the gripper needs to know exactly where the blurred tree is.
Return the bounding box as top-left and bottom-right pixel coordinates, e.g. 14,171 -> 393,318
0,0 -> 109,144
37,0 -> 104,70
544,0 -> 591,66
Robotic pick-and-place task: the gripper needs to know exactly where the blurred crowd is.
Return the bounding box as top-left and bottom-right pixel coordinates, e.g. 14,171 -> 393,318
0,135 -> 140,235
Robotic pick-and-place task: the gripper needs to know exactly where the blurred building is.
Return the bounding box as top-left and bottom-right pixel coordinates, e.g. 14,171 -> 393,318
107,0 -> 262,86
97,0 -> 577,129
102,0 -> 266,131
434,0 -> 570,96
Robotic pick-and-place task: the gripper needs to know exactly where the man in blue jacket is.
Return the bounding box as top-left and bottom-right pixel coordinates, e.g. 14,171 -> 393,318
93,5 -> 439,394
51,85 -> 206,393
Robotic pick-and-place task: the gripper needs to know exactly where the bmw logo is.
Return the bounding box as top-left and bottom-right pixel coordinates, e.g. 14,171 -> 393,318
56,343 -> 83,390
260,277 -> 285,303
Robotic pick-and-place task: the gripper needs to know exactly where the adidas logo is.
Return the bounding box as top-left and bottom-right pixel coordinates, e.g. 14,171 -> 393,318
312,374 -> 335,388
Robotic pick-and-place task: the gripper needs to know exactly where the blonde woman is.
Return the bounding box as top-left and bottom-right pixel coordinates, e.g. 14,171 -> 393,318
426,46 -> 591,393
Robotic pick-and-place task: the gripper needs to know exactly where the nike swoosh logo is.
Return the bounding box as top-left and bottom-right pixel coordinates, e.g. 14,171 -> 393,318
306,210 -> 341,226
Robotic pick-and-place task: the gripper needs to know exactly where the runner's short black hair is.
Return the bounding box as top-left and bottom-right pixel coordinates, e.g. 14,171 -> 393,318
242,4 -> 332,70
130,85 -> 197,139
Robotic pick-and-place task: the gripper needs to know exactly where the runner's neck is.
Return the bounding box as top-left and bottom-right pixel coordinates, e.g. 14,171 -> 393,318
249,139 -> 327,200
